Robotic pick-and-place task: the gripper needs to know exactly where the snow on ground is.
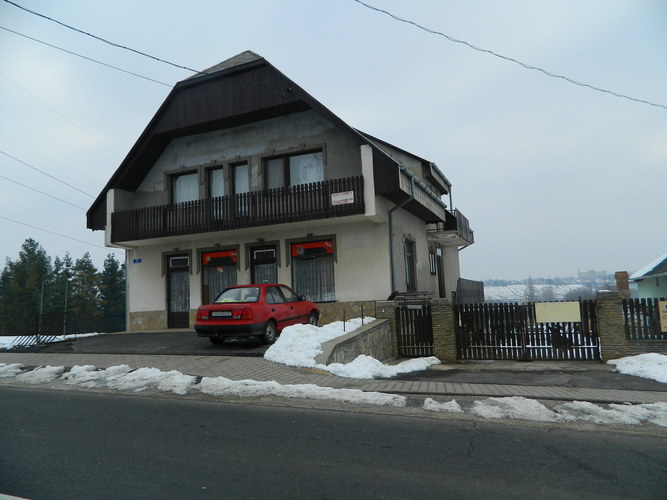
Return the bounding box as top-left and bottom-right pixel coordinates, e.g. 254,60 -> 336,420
608,353 -> 667,383
0,332 -> 101,350
264,317 -> 440,379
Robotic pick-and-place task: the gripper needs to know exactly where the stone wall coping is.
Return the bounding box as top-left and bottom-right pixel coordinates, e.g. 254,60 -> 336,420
314,319 -> 389,365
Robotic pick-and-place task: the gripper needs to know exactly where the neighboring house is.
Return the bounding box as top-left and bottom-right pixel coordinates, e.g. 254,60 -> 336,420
86,51 -> 474,330
630,252 -> 667,299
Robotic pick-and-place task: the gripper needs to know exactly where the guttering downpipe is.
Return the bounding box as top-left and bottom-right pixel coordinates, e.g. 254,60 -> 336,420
388,173 -> 416,293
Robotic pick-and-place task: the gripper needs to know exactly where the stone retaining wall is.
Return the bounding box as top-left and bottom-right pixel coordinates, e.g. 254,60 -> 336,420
314,319 -> 393,365
317,301 -> 377,326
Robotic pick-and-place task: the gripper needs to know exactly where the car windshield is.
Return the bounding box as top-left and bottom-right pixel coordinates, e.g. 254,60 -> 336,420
214,287 -> 261,303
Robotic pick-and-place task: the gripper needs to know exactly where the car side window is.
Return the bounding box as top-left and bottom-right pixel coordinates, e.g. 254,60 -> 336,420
280,286 -> 299,303
267,286 -> 284,304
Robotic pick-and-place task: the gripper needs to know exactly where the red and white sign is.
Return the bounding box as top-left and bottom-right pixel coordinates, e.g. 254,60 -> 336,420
331,191 -> 354,206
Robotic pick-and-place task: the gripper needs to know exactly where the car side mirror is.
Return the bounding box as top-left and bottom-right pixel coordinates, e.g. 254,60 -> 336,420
300,295 -> 306,301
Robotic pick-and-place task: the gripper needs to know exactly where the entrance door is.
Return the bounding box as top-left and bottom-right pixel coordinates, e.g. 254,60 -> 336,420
436,248 -> 445,299
251,245 -> 277,284
167,255 -> 190,328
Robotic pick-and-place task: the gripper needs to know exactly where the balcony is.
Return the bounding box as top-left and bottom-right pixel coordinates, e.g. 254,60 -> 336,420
427,208 -> 474,247
111,176 -> 364,243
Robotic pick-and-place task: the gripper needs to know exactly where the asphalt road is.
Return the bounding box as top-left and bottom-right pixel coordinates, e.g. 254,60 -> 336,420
2,387 -> 666,500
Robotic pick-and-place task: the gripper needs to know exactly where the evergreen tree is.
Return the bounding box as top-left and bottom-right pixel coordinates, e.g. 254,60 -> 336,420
47,254 -> 74,314
0,239 -> 52,334
69,252 -> 101,333
99,253 -> 126,332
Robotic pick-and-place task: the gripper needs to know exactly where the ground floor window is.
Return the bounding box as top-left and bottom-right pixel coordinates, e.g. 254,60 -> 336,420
291,240 -> 335,302
201,250 -> 237,304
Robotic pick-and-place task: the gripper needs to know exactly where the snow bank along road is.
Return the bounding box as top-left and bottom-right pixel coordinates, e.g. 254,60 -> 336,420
2,319 -> 667,431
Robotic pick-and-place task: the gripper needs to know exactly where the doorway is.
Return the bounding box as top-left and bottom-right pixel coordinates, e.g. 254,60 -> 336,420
250,245 -> 277,284
166,254 -> 190,328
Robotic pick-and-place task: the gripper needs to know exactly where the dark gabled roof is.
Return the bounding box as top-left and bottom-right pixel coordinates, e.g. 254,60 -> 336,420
87,51 -> 444,230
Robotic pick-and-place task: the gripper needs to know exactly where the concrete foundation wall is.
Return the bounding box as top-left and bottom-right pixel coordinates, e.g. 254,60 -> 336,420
315,319 -> 393,365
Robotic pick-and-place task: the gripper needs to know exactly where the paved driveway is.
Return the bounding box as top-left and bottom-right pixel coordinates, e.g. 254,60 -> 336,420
12,331 -> 269,357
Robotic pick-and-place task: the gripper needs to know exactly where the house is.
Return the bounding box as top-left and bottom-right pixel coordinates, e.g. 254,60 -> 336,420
630,252 -> 667,299
86,51 -> 474,330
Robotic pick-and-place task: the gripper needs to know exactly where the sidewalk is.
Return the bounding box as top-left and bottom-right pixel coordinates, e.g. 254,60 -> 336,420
2,351 -> 667,404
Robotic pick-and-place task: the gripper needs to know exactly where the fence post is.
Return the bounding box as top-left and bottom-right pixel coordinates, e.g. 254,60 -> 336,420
431,298 -> 457,363
596,291 -> 628,361
375,301 -> 398,358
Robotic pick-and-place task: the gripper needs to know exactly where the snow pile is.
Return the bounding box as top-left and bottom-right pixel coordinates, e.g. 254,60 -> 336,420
15,365 -> 65,384
199,377 -> 406,407
608,353 -> 667,383
0,363 -> 24,378
265,317 -> 440,379
427,396 -> 667,427
63,364 -> 196,395
423,398 -> 463,413
1,363 -> 406,407
471,396 -> 561,422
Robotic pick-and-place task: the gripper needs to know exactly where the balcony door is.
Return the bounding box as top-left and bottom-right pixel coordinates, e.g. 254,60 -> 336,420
167,255 -> 190,328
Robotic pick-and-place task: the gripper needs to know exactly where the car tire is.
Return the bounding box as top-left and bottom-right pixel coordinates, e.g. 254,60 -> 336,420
209,336 -> 225,345
308,311 -> 318,326
260,320 -> 277,345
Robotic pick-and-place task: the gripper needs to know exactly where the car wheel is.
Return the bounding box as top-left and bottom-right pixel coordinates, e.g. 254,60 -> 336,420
308,311 -> 318,326
261,320 -> 277,345
209,336 -> 225,345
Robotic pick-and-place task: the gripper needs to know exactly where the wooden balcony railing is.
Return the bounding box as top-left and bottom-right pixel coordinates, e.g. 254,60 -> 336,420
428,208 -> 474,245
111,176 -> 364,243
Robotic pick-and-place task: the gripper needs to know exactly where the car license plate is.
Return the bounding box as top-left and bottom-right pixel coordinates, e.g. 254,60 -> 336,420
211,311 -> 232,318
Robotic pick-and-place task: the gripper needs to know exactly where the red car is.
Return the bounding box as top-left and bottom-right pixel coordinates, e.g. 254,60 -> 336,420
195,284 -> 319,345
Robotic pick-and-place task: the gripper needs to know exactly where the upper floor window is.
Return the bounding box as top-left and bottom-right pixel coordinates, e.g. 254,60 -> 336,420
172,172 -> 198,204
264,151 -> 323,189
209,168 -> 225,198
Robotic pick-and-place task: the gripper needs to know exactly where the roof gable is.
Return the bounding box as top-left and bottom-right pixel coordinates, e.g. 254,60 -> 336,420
630,252 -> 667,281
86,51 -> 441,230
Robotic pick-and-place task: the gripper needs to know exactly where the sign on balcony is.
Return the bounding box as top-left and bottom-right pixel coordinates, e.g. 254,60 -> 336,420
331,191 -> 354,206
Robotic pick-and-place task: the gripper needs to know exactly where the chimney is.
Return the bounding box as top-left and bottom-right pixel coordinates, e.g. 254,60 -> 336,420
614,271 -> 631,298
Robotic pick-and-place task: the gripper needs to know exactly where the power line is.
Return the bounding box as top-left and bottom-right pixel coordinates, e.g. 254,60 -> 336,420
4,0 -> 205,76
0,132 -> 102,186
0,149 -> 94,198
0,70 -> 122,157
0,173 -> 88,210
0,214 -> 123,253
352,0 -> 667,111
0,25 -> 172,87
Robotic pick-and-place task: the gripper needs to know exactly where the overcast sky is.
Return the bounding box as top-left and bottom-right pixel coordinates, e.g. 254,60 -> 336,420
1,0 -> 665,281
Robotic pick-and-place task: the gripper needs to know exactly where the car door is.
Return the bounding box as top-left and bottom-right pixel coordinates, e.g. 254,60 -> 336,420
265,286 -> 290,331
279,285 -> 307,326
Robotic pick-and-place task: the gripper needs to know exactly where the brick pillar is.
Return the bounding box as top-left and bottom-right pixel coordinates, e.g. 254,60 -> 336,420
614,271 -> 631,298
596,291 -> 629,361
432,298 -> 457,363
375,300 -> 398,358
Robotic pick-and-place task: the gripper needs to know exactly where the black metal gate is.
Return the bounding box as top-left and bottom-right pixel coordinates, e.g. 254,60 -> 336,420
395,294 -> 434,357
454,300 -> 600,361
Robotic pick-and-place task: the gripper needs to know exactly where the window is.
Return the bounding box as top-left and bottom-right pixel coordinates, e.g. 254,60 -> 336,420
290,152 -> 323,186
233,162 -> 249,216
404,240 -> 416,292
264,151 -> 324,188
172,172 -> 198,204
265,158 -> 285,190
209,168 -> 225,198
251,246 -> 277,284
429,249 -> 437,275
201,250 -> 237,304
291,240 -> 335,302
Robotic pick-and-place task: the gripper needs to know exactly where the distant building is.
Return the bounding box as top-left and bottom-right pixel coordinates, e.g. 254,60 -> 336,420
577,269 -> 607,281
